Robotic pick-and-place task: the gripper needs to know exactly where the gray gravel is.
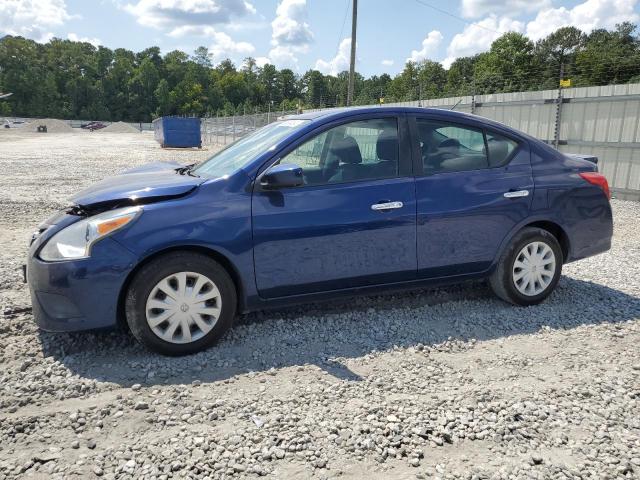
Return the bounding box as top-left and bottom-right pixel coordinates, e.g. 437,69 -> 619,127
0,131 -> 639,479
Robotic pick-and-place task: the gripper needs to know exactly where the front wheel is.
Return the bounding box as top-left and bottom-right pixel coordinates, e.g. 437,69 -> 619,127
125,252 -> 236,356
490,227 -> 563,306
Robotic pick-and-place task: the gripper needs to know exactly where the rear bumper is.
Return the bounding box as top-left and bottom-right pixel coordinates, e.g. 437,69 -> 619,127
27,238 -> 137,332
566,197 -> 614,263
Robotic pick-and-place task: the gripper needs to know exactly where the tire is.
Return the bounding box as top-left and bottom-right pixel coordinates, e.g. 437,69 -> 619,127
125,252 -> 237,356
489,227 -> 563,306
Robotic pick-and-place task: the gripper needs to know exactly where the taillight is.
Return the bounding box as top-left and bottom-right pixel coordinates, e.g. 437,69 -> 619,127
579,172 -> 610,199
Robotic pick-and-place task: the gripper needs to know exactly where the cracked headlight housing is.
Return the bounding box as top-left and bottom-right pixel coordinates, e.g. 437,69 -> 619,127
39,206 -> 141,262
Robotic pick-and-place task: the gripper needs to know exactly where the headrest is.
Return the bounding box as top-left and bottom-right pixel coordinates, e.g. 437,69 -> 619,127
330,136 -> 362,164
488,138 -> 509,163
376,128 -> 398,162
439,138 -> 461,149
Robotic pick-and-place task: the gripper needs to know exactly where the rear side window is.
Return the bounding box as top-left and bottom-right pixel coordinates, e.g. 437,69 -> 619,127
416,119 -> 488,174
486,131 -> 519,167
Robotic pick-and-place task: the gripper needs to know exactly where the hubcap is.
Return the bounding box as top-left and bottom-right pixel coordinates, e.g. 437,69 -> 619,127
512,241 -> 556,296
145,272 -> 221,344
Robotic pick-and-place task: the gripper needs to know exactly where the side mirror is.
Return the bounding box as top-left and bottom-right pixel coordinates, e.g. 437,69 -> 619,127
260,163 -> 304,189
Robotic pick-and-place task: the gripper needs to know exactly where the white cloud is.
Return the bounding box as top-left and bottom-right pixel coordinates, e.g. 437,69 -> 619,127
315,38 -> 351,75
168,25 -> 208,36
255,56 -> 271,67
168,25 -> 254,61
123,0 -> 256,30
0,0 -> 72,42
461,0 -> 550,19
266,0 -> 313,69
442,15 -> 524,68
209,30 -> 254,62
407,30 -> 444,63
67,33 -> 101,47
525,0 -> 640,41
268,44 -> 304,68
271,0 -> 313,45
381,59 -> 394,67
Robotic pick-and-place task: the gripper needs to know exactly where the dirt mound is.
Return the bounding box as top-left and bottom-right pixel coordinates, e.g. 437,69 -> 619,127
26,118 -> 74,133
100,121 -> 140,133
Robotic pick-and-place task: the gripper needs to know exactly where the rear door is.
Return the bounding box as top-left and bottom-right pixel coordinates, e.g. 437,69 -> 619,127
252,114 -> 417,298
410,115 -> 533,278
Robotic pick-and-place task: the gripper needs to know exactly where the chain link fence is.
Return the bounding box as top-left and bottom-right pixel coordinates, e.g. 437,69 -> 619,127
201,110 -> 299,146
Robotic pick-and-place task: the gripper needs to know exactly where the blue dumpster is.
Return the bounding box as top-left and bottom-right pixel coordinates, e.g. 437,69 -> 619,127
153,117 -> 201,148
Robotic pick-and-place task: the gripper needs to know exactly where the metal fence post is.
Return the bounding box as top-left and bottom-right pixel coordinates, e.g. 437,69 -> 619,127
471,77 -> 476,115
232,114 -> 236,142
223,115 -> 227,145
553,63 -> 565,149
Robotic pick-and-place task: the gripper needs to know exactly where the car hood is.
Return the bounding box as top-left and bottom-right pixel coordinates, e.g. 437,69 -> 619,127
70,161 -> 204,211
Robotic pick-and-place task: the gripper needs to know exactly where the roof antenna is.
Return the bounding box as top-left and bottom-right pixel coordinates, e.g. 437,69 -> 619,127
450,99 -> 462,111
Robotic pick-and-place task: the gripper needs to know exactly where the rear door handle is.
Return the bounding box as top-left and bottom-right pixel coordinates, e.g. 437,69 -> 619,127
371,201 -> 403,211
503,190 -> 529,198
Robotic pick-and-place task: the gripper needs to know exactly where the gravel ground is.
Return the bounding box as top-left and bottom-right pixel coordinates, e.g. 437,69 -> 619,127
0,131 -> 639,480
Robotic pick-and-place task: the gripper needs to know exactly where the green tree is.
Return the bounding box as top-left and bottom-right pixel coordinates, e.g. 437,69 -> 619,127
475,32 -> 536,93
192,46 -> 212,68
534,26 -> 585,89
445,56 -> 477,96
154,79 -> 172,117
576,23 -> 640,86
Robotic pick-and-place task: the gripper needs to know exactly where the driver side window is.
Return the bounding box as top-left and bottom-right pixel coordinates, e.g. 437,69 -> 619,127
417,119 -> 488,174
278,117 -> 399,186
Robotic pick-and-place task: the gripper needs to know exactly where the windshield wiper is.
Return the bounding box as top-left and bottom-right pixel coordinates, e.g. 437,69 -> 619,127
175,163 -> 199,177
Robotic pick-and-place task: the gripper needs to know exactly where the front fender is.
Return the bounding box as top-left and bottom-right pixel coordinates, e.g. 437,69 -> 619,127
110,175 -> 258,307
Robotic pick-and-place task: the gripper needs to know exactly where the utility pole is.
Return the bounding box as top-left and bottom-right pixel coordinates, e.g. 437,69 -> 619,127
346,0 -> 358,106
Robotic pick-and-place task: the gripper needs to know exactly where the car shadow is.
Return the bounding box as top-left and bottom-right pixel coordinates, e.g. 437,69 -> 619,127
37,277 -> 640,386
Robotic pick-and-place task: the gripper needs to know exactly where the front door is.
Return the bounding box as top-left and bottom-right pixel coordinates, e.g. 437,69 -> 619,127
412,116 -> 533,278
252,115 -> 417,298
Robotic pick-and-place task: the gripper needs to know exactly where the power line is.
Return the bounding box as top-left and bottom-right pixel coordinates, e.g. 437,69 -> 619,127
334,0 -> 350,58
412,0 -> 501,35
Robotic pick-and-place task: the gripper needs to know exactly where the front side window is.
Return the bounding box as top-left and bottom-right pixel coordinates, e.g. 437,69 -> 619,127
278,117 -> 399,186
417,119 -> 488,174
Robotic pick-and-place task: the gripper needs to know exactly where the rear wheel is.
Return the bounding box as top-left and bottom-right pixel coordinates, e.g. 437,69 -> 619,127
125,252 -> 236,356
490,227 -> 563,306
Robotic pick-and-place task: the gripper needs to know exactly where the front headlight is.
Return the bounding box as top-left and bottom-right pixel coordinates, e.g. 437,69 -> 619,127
39,206 -> 141,261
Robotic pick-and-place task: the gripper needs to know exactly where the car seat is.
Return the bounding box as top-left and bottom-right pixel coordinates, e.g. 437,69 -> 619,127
328,136 -> 363,183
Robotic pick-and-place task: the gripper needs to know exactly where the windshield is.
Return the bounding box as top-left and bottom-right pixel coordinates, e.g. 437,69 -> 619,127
194,119 -> 309,178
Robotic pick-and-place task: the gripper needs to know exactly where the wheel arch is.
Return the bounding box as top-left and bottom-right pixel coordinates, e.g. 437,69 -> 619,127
116,245 -> 245,329
492,217 -> 572,273
523,220 -> 570,262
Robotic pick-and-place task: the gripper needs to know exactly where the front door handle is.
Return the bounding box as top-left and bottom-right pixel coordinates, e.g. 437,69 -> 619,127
371,201 -> 403,211
503,190 -> 529,199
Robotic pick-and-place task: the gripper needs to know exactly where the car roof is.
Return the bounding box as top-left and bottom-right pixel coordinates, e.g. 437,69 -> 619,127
283,106 -> 534,143
286,106 -> 498,126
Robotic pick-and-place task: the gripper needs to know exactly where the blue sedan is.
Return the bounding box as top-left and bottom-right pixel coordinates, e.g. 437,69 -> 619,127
27,107 -> 613,355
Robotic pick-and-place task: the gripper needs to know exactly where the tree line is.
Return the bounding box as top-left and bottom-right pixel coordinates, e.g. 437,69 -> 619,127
0,23 -> 639,122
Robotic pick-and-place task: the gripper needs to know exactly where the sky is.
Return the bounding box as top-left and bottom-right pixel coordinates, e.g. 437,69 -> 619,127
1,0 -> 639,76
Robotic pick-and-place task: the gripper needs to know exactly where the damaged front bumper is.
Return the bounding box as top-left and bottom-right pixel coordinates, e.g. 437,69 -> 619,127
26,212 -> 138,332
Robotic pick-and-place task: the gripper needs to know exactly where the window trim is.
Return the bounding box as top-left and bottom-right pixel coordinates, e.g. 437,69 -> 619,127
409,115 -> 522,177
255,113 -> 413,191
